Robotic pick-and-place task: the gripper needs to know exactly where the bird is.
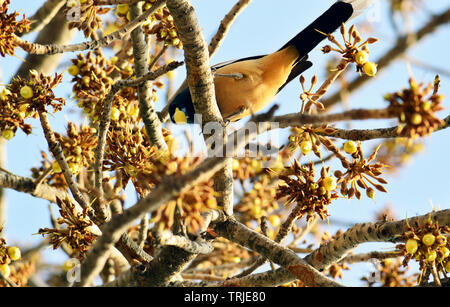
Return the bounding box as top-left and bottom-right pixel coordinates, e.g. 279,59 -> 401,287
168,0 -> 376,124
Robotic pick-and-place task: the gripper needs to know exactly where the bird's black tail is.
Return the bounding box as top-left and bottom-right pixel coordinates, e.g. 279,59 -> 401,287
279,1 -> 354,59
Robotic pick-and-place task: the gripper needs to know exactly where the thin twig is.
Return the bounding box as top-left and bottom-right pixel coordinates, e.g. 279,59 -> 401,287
130,2 -> 168,151
38,111 -> 90,211
304,209 -> 450,271
93,61 -> 183,217
322,7 -> 450,109
316,114 -> 450,141
14,0 -> 167,55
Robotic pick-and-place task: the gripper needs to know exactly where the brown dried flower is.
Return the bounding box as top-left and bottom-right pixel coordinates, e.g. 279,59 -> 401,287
332,142 -> 388,200
386,76 -> 444,139
38,196 -> 97,259
66,0 -> 109,39
1,70 -> 64,138
319,23 -> 378,76
396,215 -> 450,285
234,176 -> 280,224
362,258 -> 416,287
0,0 -> 30,57
276,159 -> 339,222
288,125 -> 337,159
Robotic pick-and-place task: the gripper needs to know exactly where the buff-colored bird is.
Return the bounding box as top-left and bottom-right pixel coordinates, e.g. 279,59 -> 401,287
169,0 -> 377,124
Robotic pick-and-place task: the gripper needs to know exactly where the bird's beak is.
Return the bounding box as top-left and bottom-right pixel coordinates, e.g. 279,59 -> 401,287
174,107 -> 188,125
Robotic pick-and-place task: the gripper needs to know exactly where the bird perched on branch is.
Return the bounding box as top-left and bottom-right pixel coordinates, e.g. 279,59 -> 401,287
169,0 -> 377,124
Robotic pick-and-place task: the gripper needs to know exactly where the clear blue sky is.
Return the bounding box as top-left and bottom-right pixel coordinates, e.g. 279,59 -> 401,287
1,0 -> 449,286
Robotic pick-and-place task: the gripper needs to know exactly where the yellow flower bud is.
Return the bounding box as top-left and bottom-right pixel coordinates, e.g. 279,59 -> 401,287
19,103 -> 29,113
7,246 -> 21,261
169,30 -> 177,38
421,101 -> 432,111
251,160 -> 263,173
363,62 -> 377,77
206,198 -> 217,207
67,0 -> 78,8
68,65 -> 80,76
366,188 -> 375,200
422,233 -> 435,247
300,140 -> 312,155
426,250 -> 437,262
0,88 -> 11,100
343,141 -> 357,154
110,56 -> 119,65
68,162 -> 79,175
440,246 -> 449,259
110,107 -> 120,121
1,129 -> 15,140
103,23 -> 120,36
251,205 -> 262,217
267,215 -> 281,227
355,50 -> 369,65
322,176 -> 336,192
82,76 -> 90,86
410,113 -> 422,125
20,85 -> 34,99
74,146 -> 82,156
405,239 -> 418,254
167,161 -> 178,173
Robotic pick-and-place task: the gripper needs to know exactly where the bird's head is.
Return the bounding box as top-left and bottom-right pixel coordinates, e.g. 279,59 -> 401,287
168,87 -> 195,124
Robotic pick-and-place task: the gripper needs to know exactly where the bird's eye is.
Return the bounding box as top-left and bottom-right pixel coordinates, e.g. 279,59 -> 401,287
174,107 -> 188,125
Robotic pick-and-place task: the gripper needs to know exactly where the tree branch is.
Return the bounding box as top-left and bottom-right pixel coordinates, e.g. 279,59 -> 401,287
129,2 -> 168,151
213,218 -> 343,287
322,7 -> 450,109
317,114 -> 450,141
14,0 -> 167,55
38,112 -> 90,211
304,209 -> 450,271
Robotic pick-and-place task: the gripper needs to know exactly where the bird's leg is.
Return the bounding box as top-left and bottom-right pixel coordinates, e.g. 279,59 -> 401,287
211,67 -> 244,80
223,106 -> 246,122
214,72 -> 244,80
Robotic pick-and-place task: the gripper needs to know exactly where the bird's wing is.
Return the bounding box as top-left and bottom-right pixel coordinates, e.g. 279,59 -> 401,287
211,55 -> 267,70
277,56 -> 313,93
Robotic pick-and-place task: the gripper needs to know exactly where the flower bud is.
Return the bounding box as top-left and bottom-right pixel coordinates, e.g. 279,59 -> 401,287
363,62 -> 377,77
322,176 -> 336,192
20,85 -> 34,99
422,233 -> 435,246
7,246 -> 21,261
343,141 -> 357,154
405,239 -> 418,254
354,50 -> 369,65
300,140 -> 312,155
68,65 -> 80,76
1,129 -> 15,140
